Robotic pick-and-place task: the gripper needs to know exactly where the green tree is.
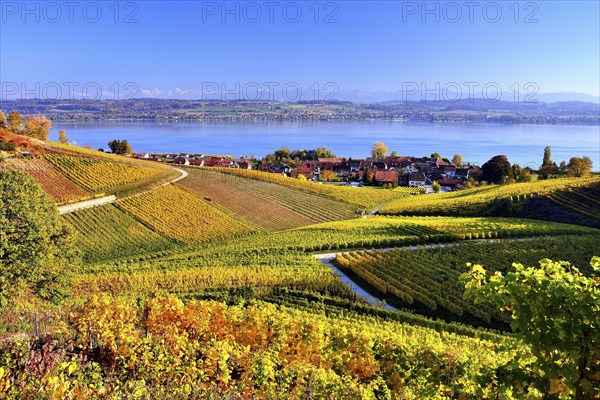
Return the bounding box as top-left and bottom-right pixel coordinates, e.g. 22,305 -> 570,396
0,171 -> 79,310
7,111 -> 23,133
24,115 -> 52,140
452,154 -> 463,166
371,142 -> 388,159
58,130 -> 70,144
512,163 -> 522,182
481,155 -> 514,184
543,146 -> 552,166
462,258 -> 600,399
432,181 -> 441,193
430,152 -> 442,159
390,150 -> 399,157
108,139 -> 134,155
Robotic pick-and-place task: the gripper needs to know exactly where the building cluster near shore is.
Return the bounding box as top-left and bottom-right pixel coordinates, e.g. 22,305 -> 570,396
133,152 -> 480,191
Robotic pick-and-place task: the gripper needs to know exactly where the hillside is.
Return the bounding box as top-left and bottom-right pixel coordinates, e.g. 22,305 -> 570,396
2,145 -> 599,399
379,177 -> 600,227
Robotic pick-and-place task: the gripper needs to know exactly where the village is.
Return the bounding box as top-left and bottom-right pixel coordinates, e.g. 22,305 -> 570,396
132,151 -> 481,192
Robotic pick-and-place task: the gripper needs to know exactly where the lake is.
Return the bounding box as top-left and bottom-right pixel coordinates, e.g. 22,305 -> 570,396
50,121 -> 600,169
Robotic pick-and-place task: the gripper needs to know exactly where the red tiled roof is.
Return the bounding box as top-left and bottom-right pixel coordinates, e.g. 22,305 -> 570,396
375,170 -> 398,182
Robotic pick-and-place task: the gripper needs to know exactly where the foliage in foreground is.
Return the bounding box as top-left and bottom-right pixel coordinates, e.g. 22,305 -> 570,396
462,257 -> 600,399
0,293 -> 530,399
0,170 -> 78,311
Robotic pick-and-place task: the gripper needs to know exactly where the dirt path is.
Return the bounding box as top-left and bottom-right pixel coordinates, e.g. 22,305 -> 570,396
58,168 -> 188,214
314,237 -> 538,311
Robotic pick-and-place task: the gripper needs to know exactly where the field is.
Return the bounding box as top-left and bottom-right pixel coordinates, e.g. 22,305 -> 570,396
62,204 -> 178,263
334,234 -> 600,326
544,179 -> 600,220
0,158 -> 90,204
213,167 -> 416,208
178,169 -> 357,230
4,147 -> 600,399
379,176 -> 600,218
116,184 -> 257,244
44,154 -> 169,193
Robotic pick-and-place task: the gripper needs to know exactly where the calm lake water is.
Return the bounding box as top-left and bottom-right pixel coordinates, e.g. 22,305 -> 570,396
50,121 -> 600,169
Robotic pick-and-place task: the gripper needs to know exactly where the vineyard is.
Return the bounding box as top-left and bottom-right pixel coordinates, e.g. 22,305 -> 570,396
0,158 -> 90,204
62,204 -> 178,263
334,234 -> 600,326
178,169 -> 357,230
392,186 -> 426,194
0,293 -> 529,399
544,179 -> 600,220
379,176 -> 600,218
116,184 -> 257,244
212,167 -> 416,208
44,154 -> 167,192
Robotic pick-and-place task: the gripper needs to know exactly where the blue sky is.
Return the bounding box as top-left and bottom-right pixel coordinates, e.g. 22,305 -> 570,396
1,1 -> 599,100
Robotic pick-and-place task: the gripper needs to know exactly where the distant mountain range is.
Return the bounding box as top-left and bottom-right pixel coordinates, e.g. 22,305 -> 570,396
335,90 -> 600,104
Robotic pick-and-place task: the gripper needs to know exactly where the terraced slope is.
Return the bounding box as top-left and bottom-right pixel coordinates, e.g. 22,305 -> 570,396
45,154 -> 166,192
214,167 -> 415,208
380,176 -> 600,219
117,184 -> 258,244
0,158 -> 91,204
178,169 -> 357,230
63,204 -> 177,263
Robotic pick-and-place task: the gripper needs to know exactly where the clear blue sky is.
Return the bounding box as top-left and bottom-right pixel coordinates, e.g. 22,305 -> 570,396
1,1 -> 599,100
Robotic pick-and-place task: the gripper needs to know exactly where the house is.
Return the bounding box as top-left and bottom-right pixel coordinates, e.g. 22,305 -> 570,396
134,152 -> 151,159
375,170 -> 398,185
237,160 -> 252,170
203,156 -> 224,167
214,159 -> 234,168
347,159 -> 363,173
291,166 -> 314,180
437,179 -> 462,189
173,157 -> 189,165
189,159 -> 204,166
397,172 -> 410,187
318,158 -> 341,171
408,172 -> 427,187
455,168 -> 471,180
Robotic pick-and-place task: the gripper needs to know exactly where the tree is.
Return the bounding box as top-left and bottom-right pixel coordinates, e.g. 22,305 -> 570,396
567,156 -> 593,177
430,152 -> 442,159
371,142 -> 388,159
7,111 -> 23,133
481,155 -> 514,184
108,139 -> 133,155
320,170 -> 340,182
0,171 -> 79,310
452,154 -> 463,166
432,181 -> 441,193
390,150 -> 399,157
24,115 -> 52,140
462,258 -> 600,399
0,110 -> 7,128
58,130 -> 70,144
542,146 -> 552,166
512,163 -> 522,182
296,174 -> 307,181
520,167 -> 532,182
